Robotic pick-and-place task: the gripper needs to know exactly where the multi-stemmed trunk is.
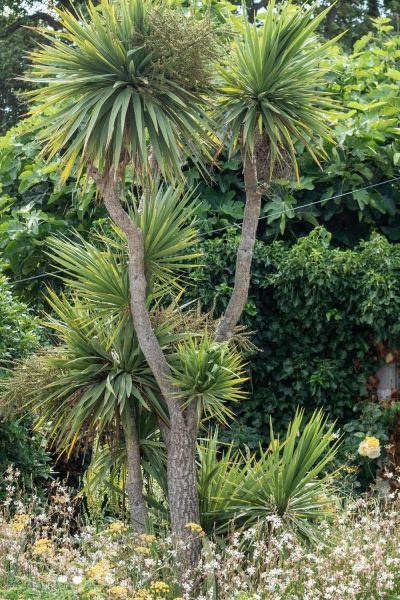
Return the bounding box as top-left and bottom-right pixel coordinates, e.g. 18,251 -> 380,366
94,167 -> 202,566
92,146 -> 263,567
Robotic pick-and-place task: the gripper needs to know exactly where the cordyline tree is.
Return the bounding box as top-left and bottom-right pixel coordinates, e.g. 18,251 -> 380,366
26,0 -> 337,564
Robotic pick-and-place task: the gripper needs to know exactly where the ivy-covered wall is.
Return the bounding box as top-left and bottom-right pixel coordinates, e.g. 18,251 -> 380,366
192,228 -> 400,446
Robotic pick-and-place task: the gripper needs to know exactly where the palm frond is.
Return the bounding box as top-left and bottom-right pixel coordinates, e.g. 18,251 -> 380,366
22,294 -> 169,456
197,410 -> 341,539
26,0 -> 218,180
218,1 -> 341,178
169,331 -> 248,425
48,182 -> 202,307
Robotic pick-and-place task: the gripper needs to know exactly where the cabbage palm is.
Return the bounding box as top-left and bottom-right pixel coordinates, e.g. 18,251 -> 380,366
27,0 -> 216,181
26,0 -> 338,567
48,182 -> 201,315
170,333 -> 248,426
36,292 -> 170,533
214,1 -> 339,341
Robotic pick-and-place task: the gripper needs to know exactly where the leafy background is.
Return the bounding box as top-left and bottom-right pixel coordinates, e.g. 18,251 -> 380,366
0,2 -> 399,496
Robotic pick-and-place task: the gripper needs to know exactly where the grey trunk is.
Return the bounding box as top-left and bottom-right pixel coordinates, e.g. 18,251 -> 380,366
124,408 -> 148,533
215,148 -> 263,342
98,171 -> 201,566
168,421 -> 201,566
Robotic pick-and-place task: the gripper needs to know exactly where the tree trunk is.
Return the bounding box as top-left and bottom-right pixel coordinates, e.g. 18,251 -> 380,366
168,407 -> 201,566
124,407 -> 148,533
95,169 -> 201,566
215,148 -> 262,342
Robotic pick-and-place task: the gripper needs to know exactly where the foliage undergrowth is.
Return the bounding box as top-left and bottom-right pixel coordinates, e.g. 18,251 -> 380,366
1,466 -> 400,599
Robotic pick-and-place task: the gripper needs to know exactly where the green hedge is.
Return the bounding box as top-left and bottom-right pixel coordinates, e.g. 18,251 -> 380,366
191,228 -> 400,446
0,272 -> 50,497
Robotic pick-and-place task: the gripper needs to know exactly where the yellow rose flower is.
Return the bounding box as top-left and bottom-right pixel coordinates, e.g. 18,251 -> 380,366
358,436 -> 381,459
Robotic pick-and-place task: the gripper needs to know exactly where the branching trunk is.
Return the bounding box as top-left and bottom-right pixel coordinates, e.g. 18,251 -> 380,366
215,148 -> 263,342
124,407 -> 148,533
92,167 -> 201,567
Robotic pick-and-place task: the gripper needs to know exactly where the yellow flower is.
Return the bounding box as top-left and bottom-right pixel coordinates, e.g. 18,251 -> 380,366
32,538 -> 53,556
358,436 -> 381,459
134,545 -> 151,555
86,559 -> 111,584
150,580 -> 170,593
106,522 -> 126,534
184,522 -> 205,536
342,465 -> 359,473
139,533 -> 156,543
11,513 -> 31,532
132,590 -> 152,600
109,586 -> 128,598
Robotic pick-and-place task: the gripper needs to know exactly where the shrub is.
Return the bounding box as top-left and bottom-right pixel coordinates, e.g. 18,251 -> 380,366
190,228 -> 400,445
198,410 -> 340,540
0,271 -> 50,498
0,115 -> 105,306
1,473 -> 400,599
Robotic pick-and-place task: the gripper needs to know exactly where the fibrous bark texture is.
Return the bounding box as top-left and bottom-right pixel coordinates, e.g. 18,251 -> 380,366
93,167 -> 201,567
124,409 -> 148,533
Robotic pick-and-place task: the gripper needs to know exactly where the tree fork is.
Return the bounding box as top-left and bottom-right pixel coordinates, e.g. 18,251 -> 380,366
91,166 -> 201,566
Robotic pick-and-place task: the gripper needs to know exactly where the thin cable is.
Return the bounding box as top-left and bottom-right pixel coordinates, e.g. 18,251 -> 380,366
11,269 -> 64,286
199,175 -> 400,237
9,175 -> 400,286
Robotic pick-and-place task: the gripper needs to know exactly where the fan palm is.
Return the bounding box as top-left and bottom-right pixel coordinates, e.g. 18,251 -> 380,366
26,0 -> 218,181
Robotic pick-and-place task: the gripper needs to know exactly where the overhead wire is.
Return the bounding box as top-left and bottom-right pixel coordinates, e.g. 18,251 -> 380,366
9,175 -> 400,285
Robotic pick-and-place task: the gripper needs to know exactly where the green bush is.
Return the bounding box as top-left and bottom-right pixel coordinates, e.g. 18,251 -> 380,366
0,115 -> 105,306
198,410 -> 339,540
191,227 -> 400,445
0,273 -> 38,367
0,271 -> 50,498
